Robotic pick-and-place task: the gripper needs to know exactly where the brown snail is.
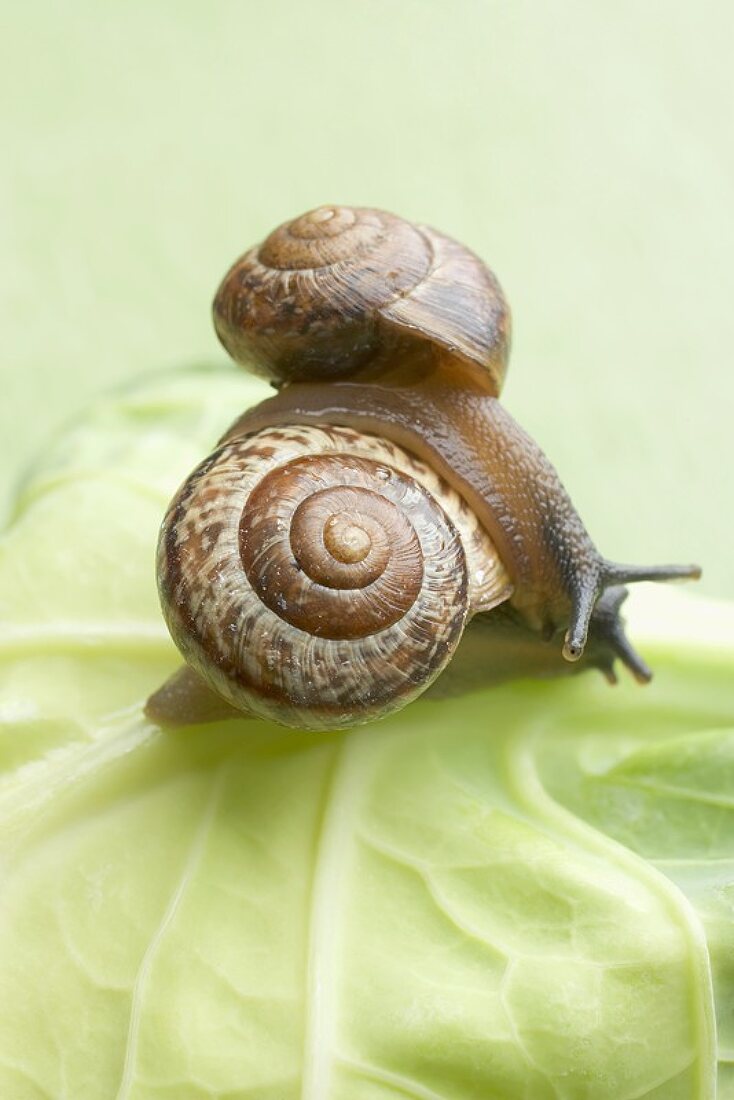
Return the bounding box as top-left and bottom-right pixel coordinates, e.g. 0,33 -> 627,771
147,205 -> 700,731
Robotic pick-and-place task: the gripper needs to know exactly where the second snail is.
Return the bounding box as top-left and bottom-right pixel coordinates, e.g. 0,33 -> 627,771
146,205 -> 700,731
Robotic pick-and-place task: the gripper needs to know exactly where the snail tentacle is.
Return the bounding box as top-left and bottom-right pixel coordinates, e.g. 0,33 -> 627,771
563,559 -> 703,662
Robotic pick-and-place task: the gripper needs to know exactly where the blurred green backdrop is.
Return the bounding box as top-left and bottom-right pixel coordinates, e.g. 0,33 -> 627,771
2,0 -> 732,596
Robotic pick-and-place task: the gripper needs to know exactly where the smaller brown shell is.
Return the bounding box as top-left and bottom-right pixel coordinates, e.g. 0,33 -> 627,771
157,424 -> 510,730
212,205 -> 511,394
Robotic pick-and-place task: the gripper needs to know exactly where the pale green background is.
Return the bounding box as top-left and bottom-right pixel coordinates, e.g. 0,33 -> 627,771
2,1 -> 732,596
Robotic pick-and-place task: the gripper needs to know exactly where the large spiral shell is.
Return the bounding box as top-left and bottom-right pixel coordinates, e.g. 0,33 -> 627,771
212,205 -> 511,394
158,425 -> 510,730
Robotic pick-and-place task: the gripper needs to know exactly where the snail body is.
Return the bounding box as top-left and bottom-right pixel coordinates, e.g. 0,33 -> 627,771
147,206 -> 700,730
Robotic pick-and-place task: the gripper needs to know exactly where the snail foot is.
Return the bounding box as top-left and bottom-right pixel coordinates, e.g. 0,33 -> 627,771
145,666 -> 249,727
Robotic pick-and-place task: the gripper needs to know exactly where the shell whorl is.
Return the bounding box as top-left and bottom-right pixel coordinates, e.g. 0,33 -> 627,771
158,424 -> 510,730
212,205 -> 511,393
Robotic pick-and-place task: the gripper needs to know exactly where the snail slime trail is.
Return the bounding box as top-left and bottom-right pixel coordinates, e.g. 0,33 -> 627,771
146,205 -> 701,731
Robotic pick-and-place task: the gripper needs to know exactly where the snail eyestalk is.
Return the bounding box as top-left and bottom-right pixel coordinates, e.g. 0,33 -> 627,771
564,560 -> 702,666
602,560 -> 702,586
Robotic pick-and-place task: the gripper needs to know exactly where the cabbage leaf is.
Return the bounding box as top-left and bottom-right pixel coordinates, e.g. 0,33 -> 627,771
0,366 -> 732,1100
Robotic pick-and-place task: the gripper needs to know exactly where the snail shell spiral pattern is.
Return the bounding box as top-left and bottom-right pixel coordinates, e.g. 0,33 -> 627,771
212,205 -> 511,392
158,425 -> 510,730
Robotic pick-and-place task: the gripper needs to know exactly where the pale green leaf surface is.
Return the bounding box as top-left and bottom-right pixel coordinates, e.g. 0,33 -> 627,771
0,368 -> 732,1099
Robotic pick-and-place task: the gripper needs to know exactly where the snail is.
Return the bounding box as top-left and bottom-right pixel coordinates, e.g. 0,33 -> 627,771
146,205 -> 700,731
